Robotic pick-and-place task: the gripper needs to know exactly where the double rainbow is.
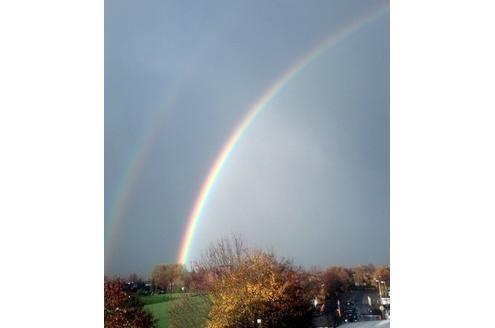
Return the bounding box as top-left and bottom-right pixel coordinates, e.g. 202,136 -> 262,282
177,4 -> 389,265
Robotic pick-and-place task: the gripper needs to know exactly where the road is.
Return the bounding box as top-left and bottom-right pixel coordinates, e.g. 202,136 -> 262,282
340,320 -> 390,328
311,317 -> 389,328
311,289 -> 388,327
340,289 -> 382,318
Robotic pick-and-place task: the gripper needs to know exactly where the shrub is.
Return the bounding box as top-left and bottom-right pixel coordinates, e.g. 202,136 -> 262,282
104,279 -> 156,328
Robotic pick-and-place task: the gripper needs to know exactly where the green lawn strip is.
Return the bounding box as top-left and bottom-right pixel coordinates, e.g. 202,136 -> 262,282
139,293 -> 191,305
144,300 -> 173,328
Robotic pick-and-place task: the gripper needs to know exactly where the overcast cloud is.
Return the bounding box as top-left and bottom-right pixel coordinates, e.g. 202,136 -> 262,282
105,0 -> 389,276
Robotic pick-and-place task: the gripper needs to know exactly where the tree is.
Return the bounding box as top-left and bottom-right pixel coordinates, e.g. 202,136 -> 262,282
104,278 -> 156,328
151,263 -> 185,293
300,267 -> 324,302
322,266 -> 352,297
185,267 -> 216,292
187,233 -> 248,293
351,264 -> 375,287
128,273 -> 143,284
194,233 -> 247,272
373,265 -> 390,298
373,265 -> 390,285
207,250 -> 312,328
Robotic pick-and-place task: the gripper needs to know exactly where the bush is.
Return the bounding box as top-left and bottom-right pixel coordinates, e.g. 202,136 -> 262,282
104,279 -> 156,328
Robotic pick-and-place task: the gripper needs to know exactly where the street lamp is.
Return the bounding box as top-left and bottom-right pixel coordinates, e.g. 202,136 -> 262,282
374,279 -> 382,298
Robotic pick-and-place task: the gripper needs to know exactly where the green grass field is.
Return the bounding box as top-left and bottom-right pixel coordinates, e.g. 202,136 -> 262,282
140,293 -> 186,305
140,293 -> 211,328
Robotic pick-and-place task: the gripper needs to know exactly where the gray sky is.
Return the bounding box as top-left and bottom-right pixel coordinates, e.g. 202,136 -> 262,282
105,0 -> 389,277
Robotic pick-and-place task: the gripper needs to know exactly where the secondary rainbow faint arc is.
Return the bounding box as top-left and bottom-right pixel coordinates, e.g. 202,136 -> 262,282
177,4 -> 389,265
105,35 -> 224,266
105,92 -> 179,265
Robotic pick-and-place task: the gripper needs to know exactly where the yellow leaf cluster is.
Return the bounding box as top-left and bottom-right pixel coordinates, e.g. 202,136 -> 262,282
207,251 -> 310,328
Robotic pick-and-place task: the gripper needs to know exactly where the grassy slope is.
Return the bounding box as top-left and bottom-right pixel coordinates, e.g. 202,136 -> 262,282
140,294 -> 179,328
144,300 -> 173,328
140,294 -> 211,328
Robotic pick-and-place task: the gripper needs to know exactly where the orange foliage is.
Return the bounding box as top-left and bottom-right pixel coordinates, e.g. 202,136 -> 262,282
207,251 -> 311,328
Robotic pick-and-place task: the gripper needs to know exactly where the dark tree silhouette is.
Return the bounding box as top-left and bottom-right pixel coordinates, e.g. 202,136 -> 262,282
104,279 -> 156,328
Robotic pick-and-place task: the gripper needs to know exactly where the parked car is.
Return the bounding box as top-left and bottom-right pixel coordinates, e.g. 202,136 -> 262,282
341,301 -> 358,323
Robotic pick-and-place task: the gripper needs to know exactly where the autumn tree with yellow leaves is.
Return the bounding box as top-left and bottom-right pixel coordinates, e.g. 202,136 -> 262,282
207,250 -> 313,328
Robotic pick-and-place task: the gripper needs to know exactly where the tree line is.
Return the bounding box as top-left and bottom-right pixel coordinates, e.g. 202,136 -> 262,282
104,234 -> 390,328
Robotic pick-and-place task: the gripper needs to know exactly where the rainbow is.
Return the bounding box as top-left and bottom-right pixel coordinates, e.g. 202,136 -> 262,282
105,104 -> 171,265
105,45 -> 215,266
177,4 -> 389,265
105,80 -> 188,265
